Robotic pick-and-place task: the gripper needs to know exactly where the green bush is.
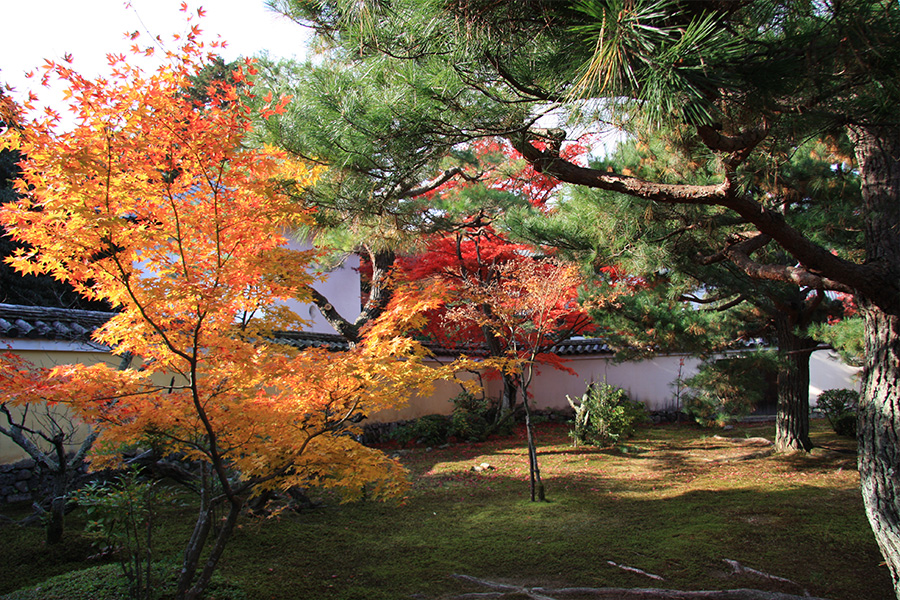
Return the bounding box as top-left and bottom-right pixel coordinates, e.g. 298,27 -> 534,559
682,353 -> 773,427
72,469 -> 181,600
449,390 -> 494,442
817,388 -> 859,437
567,382 -> 647,447
389,414 -> 452,446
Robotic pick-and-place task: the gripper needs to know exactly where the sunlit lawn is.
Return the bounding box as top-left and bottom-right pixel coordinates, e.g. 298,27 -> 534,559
0,418 -> 892,600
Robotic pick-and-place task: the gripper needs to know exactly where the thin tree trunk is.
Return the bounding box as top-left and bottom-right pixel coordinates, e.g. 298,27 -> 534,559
185,500 -> 243,600
46,467 -> 67,545
499,373 -> 517,417
520,369 -> 545,502
176,465 -> 214,600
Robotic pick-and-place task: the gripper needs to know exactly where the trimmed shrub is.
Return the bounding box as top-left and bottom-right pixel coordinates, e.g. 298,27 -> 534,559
817,388 -> 859,437
567,382 -> 647,447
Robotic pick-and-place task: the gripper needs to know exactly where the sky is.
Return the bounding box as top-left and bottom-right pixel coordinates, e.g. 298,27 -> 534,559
1,0 -> 309,108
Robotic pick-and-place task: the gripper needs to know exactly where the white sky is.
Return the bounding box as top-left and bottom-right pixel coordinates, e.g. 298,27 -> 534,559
1,0 -> 309,109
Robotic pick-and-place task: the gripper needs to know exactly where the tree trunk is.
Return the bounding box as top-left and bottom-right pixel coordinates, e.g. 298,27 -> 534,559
499,373 -> 517,416
858,304 -> 900,596
520,371 -> 545,502
772,313 -> 815,453
46,475 -> 67,545
46,436 -> 70,545
850,124 -> 900,598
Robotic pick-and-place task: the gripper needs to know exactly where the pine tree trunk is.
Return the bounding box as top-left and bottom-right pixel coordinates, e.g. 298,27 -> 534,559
858,304 -> 900,597
850,124 -> 900,598
772,313 -> 815,453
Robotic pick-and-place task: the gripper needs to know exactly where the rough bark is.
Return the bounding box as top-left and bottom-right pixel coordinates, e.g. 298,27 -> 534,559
772,313 -> 816,453
850,125 -> 900,597
310,246 -> 396,346
858,304 -> 900,596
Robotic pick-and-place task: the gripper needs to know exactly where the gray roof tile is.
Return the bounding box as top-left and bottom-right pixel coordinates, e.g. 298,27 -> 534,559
0,304 -> 611,356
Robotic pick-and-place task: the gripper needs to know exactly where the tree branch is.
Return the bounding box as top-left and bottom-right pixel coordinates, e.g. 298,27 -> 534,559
400,167 -> 481,198
510,133 -> 878,293
509,132 -> 734,205
724,236 -> 854,294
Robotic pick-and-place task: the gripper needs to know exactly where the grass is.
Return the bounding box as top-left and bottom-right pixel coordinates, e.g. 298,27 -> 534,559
0,418 -> 892,600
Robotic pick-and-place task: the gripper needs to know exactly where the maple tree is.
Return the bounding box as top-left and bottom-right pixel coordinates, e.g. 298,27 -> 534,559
444,258 -> 588,501
0,11 -> 462,600
0,351 -> 133,544
391,140 -> 593,500
397,139 -> 593,432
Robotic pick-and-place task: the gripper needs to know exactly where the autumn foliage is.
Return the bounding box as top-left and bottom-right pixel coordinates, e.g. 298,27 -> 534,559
397,138 -> 595,379
0,10 -> 461,600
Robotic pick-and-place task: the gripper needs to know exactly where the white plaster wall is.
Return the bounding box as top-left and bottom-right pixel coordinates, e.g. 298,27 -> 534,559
809,349 -> 862,405
526,354 -> 702,412
281,238 -> 362,335
525,349 -> 861,413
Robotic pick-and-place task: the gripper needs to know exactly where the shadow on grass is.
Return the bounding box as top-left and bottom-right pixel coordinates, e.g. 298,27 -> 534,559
215,474 -> 888,600
0,421 -> 885,600
220,421 -> 885,600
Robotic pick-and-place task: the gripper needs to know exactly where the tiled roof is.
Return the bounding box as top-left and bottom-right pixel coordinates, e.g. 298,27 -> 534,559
0,303 -> 116,342
422,337 -> 613,357
271,330 -> 350,351
548,338 -> 613,355
0,304 -> 612,356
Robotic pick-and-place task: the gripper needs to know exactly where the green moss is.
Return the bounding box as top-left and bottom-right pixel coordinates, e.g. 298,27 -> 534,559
0,420 -> 890,600
0,563 -> 246,600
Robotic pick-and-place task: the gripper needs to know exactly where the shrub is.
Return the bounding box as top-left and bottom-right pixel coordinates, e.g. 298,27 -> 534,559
817,388 -> 859,437
388,414 -> 452,446
449,390 -> 492,442
682,353 -> 773,427
72,469 -> 183,600
567,382 -> 647,447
